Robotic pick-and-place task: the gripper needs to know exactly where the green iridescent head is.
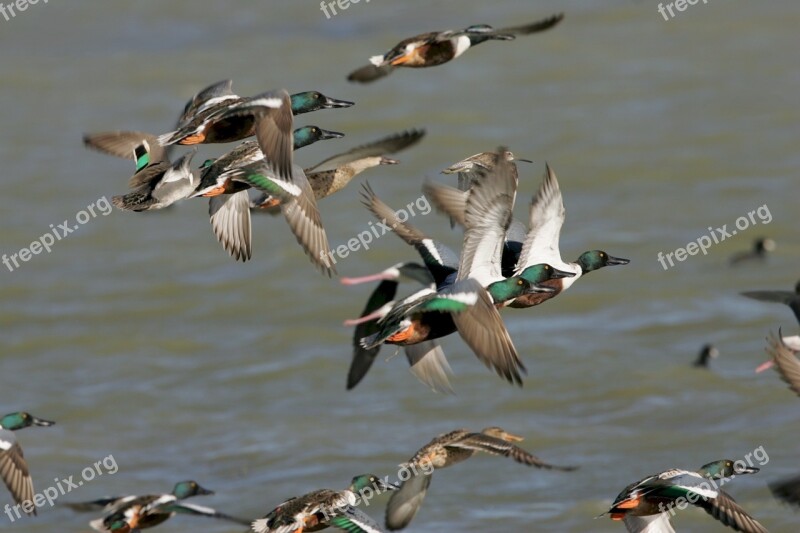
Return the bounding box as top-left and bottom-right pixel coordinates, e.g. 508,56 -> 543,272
575,250 -> 630,274
172,480 -> 214,499
697,459 -> 759,480
0,412 -> 55,431
349,474 -> 397,493
293,125 -> 344,149
518,263 -> 575,284
290,91 -> 354,114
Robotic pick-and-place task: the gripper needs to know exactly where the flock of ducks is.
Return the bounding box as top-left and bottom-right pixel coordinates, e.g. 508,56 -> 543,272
2,8 -> 796,533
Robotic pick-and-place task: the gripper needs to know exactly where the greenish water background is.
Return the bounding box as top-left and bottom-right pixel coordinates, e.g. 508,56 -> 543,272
0,1 -> 798,531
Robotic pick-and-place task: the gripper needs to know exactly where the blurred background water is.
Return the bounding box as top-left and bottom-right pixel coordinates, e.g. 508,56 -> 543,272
0,1 -> 798,531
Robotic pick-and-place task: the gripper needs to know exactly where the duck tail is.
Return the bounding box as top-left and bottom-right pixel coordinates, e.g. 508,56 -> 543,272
251,518 -> 270,533
112,189 -> 156,212
156,130 -> 180,146
360,332 -> 382,350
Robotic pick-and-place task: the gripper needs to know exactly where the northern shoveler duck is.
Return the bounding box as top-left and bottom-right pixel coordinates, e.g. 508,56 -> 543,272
189,95 -> 336,275
347,14 -> 564,83
251,474 -> 395,533
159,79 -> 352,150
441,149 -> 531,193
0,412 -> 54,515
358,276 -> 550,386
359,153 -> 577,385
730,237 -> 776,266
385,427 -> 576,530
83,131 -> 198,212
190,124 -> 341,263
603,459 -> 766,533
426,162 -> 630,308
693,343 -> 719,368
341,262 -> 455,394
67,480 -> 249,531
251,129 -> 426,210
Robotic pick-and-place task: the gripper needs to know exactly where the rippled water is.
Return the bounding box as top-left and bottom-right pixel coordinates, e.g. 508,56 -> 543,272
1,1 -> 798,531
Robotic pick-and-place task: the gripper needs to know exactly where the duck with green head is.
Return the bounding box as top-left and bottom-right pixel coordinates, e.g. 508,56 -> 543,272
158,79 -> 352,148
188,113 -> 338,275
428,163 -> 630,308
253,129 -> 426,211
71,480 -> 249,531
252,474 -> 396,533
604,459 -> 767,532
0,411 -> 54,515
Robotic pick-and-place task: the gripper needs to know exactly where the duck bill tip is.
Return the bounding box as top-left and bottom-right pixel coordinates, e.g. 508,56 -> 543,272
325,97 -> 355,108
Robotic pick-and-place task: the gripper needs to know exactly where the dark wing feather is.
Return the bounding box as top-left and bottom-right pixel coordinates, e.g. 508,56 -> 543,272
281,166 -> 336,276
448,433 -> 576,470
385,473 -> 432,531
449,279 -> 525,385
83,131 -> 166,163
347,64 -> 396,84
347,280 -> 399,389
308,130 -> 425,173
496,13 -> 565,36
697,490 -> 769,533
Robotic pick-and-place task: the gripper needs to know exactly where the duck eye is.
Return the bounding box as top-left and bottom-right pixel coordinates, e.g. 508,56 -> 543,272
517,279 -> 523,285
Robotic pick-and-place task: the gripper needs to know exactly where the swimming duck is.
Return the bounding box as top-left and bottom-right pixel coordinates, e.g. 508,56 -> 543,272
347,14 -> 564,83
251,129 -> 426,210
68,480 -> 248,531
730,237 -> 776,266
159,79 -> 353,150
252,474 -> 395,533
0,412 -> 54,515
604,459 -> 766,533
83,131 -> 198,211
341,262 -> 455,394
385,427 -> 576,530
426,163 -> 629,307
693,344 -> 719,368
191,125 -> 341,262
